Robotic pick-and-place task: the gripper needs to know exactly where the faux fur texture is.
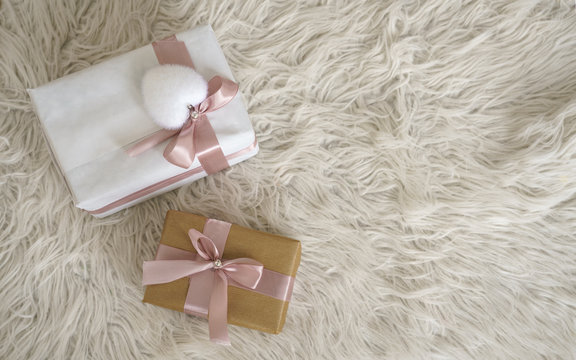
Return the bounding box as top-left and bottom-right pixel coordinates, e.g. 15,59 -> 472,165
1,1 -> 576,359
142,65 -> 208,129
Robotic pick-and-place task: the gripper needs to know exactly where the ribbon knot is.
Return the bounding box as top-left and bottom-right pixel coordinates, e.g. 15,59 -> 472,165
142,228 -> 263,345
187,104 -> 200,119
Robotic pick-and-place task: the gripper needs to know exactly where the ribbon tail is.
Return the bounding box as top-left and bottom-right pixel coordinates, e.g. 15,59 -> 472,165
163,120 -> 197,168
208,270 -> 230,345
194,114 -> 229,174
126,129 -> 179,157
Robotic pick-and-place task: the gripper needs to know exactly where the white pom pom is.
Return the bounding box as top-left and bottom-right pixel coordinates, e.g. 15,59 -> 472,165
141,65 -> 208,129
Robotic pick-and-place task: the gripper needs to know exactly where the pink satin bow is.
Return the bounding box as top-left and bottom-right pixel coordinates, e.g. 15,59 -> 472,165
127,76 -> 237,172
142,228 -> 264,345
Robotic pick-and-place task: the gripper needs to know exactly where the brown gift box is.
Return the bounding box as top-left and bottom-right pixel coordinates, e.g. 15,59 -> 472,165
143,210 -> 302,334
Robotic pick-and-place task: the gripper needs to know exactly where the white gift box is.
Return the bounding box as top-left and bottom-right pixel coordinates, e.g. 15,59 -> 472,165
28,25 -> 258,217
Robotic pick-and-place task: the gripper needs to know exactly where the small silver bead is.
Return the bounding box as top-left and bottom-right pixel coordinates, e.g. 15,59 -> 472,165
213,259 -> 223,269
190,110 -> 199,119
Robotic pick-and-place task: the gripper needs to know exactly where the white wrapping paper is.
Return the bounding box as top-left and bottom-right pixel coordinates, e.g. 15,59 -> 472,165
28,25 -> 258,217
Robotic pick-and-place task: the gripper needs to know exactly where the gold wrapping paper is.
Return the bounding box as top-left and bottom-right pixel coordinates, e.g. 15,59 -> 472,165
143,210 -> 301,334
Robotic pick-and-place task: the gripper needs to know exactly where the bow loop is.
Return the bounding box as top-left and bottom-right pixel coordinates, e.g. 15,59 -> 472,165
189,229 -> 220,261
221,258 -> 264,289
198,76 -> 239,113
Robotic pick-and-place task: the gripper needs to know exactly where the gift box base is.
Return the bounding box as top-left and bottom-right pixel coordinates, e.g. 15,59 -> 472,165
89,144 -> 258,217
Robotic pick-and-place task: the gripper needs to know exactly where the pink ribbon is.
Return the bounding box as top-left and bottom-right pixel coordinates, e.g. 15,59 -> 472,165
88,140 -> 257,215
142,220 -> 264,345
149,35 -> 195,68
126,36 -> 233,173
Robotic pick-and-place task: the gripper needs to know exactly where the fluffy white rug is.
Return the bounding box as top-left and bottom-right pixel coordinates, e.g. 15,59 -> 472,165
2,1 -> 576,359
